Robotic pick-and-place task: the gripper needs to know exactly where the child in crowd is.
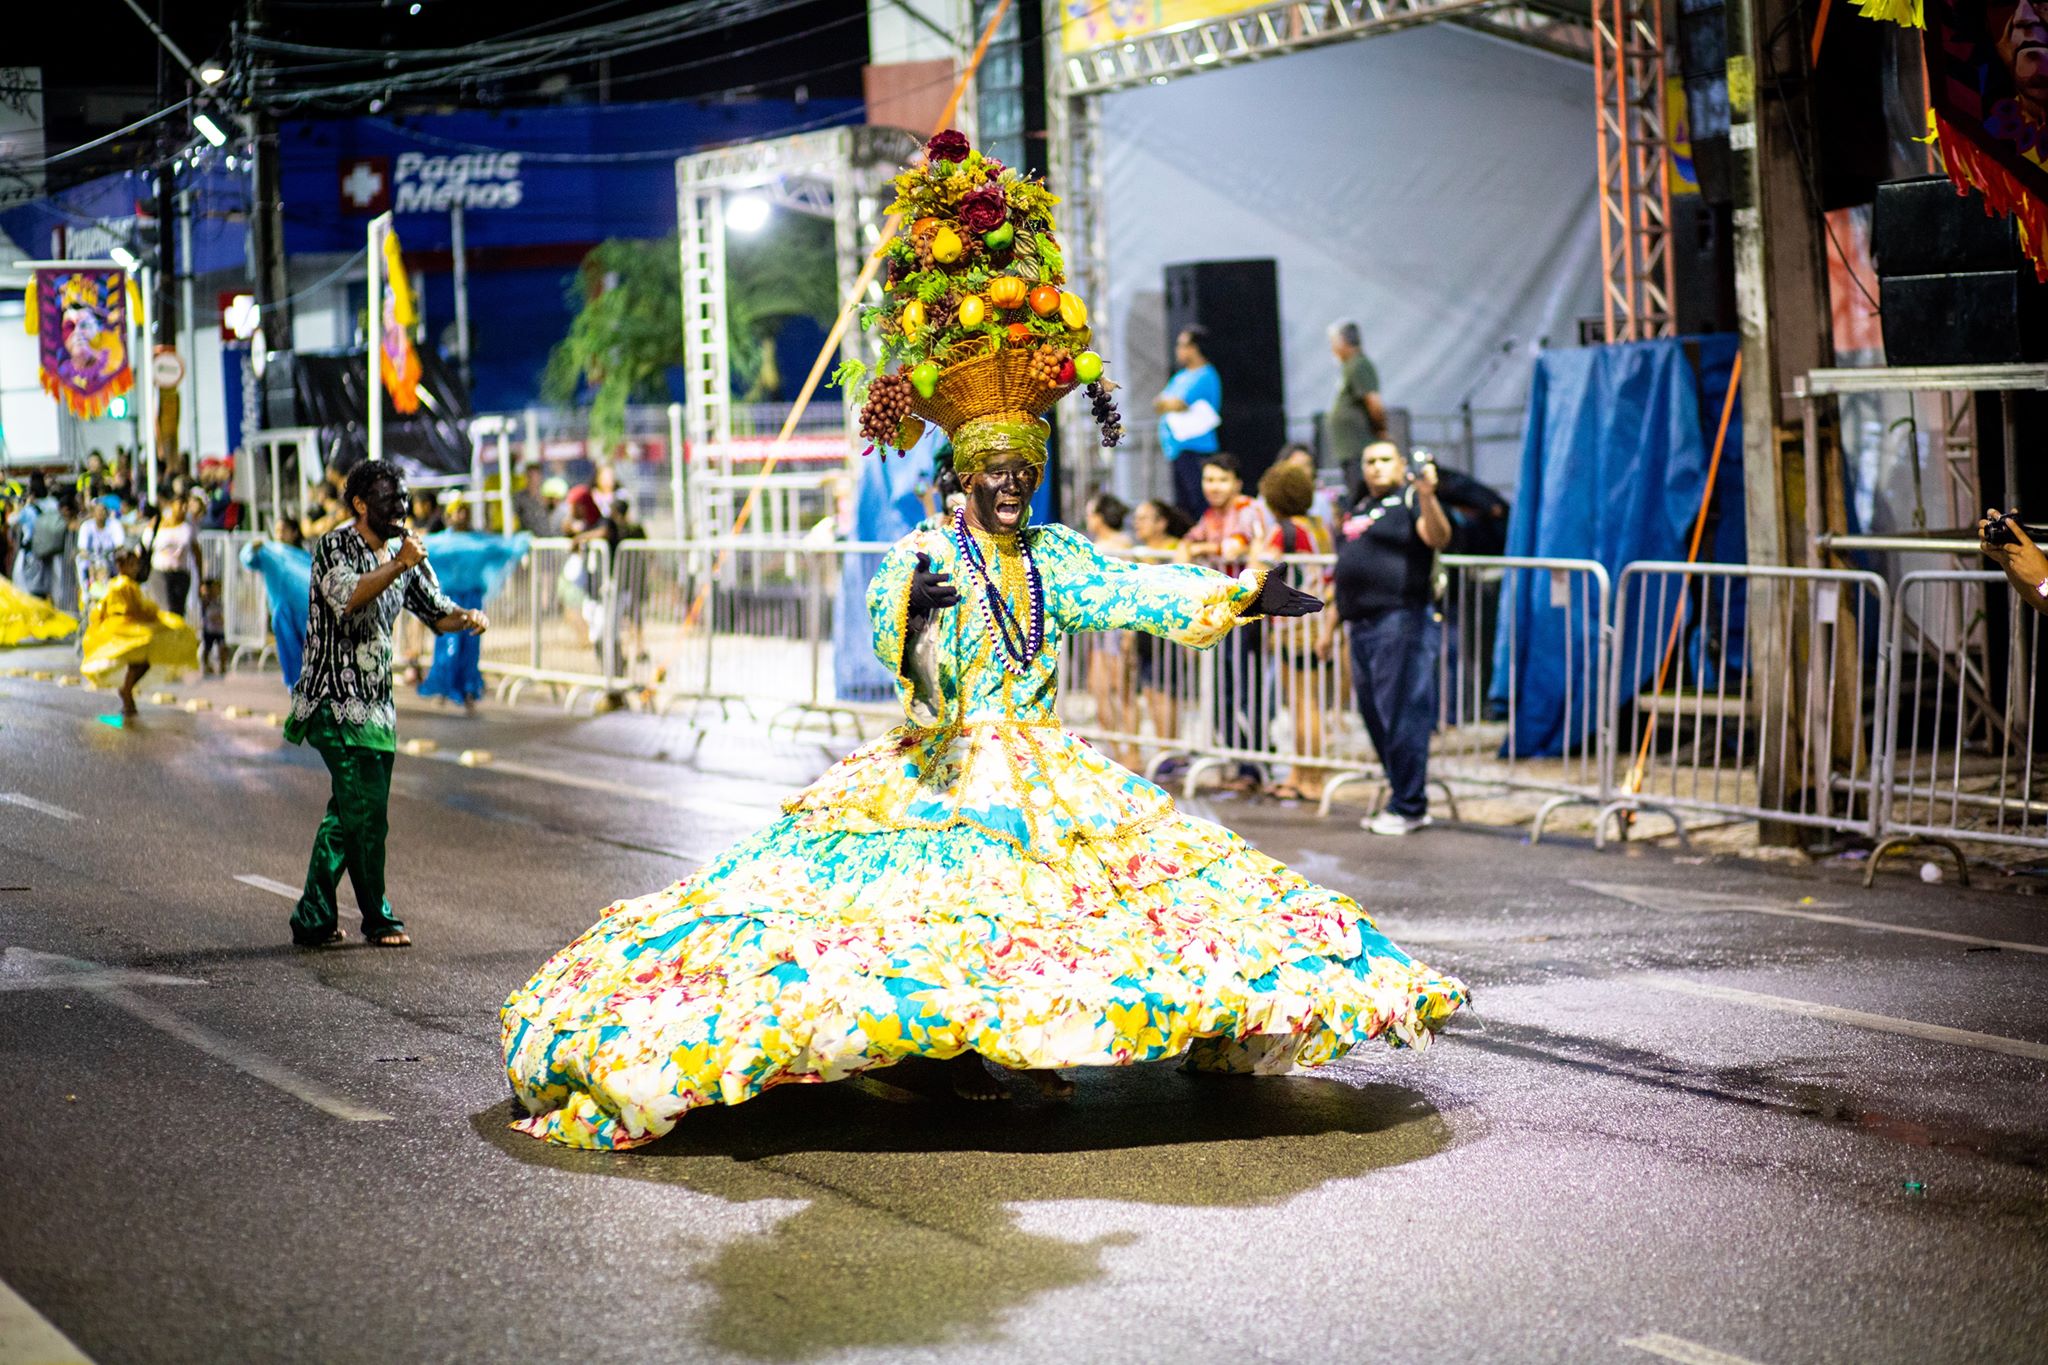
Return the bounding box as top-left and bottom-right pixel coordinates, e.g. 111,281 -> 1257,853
198,578 -> 228,675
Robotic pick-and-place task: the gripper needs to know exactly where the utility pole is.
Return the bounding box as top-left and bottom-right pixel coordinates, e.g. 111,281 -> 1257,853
151,7 -> 183,487
246,0 -> 293,365
1726,0 -> 1837,840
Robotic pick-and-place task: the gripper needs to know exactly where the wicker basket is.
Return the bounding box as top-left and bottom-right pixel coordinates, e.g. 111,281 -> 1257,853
910,347 -> 1076,434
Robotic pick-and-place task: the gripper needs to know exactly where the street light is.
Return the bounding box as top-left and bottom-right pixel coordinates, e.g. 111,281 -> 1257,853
192,112 -> 228,147
109,245 -> 139,271
199,65 -> 226,84
727,193 -> 771,234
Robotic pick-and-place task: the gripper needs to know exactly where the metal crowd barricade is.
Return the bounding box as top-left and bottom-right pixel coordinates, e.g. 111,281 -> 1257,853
1604,562 -> 1890,848
1420,555 -> 1613,839
1871,569 -> 2038,881
480,537 -> 620,709
195,530 -> 271,668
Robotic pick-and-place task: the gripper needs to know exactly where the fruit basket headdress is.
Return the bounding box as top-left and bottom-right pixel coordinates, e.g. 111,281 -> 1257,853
846,129 -> 1123,473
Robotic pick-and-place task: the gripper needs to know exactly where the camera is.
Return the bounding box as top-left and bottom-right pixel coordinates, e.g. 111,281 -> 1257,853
1985,513 -> 2024,549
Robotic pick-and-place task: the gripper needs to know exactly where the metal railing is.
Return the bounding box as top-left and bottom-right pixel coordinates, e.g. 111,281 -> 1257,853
190,522 -> 2045,880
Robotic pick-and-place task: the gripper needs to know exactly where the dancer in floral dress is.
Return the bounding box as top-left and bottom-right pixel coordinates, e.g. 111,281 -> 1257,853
500,132 -> 1467,1150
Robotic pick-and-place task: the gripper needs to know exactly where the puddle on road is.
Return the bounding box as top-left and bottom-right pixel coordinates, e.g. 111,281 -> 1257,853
473,1061 -> 1449,1359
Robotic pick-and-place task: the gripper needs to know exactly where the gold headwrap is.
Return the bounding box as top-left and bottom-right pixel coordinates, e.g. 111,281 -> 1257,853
951,412 -> 1050,474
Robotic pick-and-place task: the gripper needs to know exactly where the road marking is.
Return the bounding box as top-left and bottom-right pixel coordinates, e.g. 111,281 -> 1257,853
0,792 -> 80,821
1640,976 -> 2048,1062
1622,1333 -> 1769,1365
0,946 -> 393,1123
0,1275 -> 96,1364
418,750 -> 788,822
1578,881 -> 2048,957
234,874 -> 303,900
0,947 -> 205,994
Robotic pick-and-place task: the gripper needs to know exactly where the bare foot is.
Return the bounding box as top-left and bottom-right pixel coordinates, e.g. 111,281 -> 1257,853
949,1051 -> 1008,1101
1017,1068 -> 1076,1100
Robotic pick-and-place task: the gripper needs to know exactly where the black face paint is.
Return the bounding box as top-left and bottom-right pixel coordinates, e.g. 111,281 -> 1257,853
964,463 -> 1038,534
361,481 -> 410,542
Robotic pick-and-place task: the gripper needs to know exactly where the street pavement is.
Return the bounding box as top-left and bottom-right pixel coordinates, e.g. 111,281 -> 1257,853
1,653 -> 2044,1365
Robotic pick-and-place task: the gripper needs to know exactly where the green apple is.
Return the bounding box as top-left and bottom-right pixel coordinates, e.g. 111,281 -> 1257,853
982,222 -> 1015,252
1073,350 -> 1104,383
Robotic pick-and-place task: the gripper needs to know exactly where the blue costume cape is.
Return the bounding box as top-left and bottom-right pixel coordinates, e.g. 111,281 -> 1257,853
240,541 -> 312,686
419,532 -> 530,704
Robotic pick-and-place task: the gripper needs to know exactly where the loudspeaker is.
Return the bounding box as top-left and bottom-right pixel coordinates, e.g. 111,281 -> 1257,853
1873,176 -> 2022,277
1164,259 -> 1285,487
1880,270 -> 2048,366
1673,198 -> 1737,336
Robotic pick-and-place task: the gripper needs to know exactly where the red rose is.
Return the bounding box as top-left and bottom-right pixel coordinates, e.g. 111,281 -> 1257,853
925,129 -> 970,163
957,183 -> 1008,234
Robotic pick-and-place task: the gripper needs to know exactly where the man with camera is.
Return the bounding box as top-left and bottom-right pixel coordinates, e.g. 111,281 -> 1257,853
1981,507 -> 2048,611
1317,441 -> 1452,835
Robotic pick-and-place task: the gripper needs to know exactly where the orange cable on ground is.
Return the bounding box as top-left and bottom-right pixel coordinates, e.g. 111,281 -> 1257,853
1622,349 -> 1743,797
672,0 -> 1015,641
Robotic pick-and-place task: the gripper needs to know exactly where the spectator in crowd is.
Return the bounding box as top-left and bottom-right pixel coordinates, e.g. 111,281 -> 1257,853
1083,492 -> 1139,767
1318,441 -> 1452,835
1181,453 -> 1277,789
1278,440 -> 1346,529
11,473 -> 62,598
410,488 -> 446,536
48,493 -> 82,614
1326,321 -> 1388,503
149,488 -> 200,617
1258,460 -> 1337,803
197,577 -> 228,676
1128,499 -> 1194,768
513,466 -> 556,535
1154,326 -> 1223,521
590,462 -> 622,518
76,496 -> 125,607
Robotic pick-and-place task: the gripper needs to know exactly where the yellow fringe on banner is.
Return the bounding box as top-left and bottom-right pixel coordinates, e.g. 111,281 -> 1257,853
1935,114 -> 2048,282
1851,0 -> 1922,26
22,277 -> 35,335
382,226 -> 416,327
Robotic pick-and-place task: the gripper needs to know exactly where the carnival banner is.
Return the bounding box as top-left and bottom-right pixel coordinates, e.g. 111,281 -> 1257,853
1057,0 -> 1256,53
25,267 -> 133,419
1882,0 -> 2048,277
379,224 -> 423,414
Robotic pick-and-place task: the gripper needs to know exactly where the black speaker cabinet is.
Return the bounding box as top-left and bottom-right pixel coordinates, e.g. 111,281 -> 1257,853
1880,270 -> 2048,366
1873,176 -> 2022,277
1163,259 -> 1286,482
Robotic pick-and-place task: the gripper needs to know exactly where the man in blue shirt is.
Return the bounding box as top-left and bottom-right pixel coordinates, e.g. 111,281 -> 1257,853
1155,326 -> 1222,521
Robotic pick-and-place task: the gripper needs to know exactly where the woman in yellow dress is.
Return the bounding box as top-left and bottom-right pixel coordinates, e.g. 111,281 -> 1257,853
81,548 -> 198,716
0,574 -> 77,646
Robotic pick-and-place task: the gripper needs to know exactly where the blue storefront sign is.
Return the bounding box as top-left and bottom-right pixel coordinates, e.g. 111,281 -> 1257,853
278,98 -> 860,254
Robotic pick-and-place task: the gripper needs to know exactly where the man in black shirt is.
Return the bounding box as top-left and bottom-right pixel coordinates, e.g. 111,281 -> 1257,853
1316,442 -> 1452,834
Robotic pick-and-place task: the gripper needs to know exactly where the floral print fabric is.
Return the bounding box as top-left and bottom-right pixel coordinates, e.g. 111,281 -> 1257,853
290,524 -> 457,732
500,521 -> 1467,1149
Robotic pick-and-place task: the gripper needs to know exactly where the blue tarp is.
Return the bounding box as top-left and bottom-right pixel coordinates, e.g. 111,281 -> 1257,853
1491,335 -> 1743,757
832,428 -> 943,702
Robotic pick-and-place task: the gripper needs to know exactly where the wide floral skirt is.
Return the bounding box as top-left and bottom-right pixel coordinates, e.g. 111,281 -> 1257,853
501,720 -> 1468,1149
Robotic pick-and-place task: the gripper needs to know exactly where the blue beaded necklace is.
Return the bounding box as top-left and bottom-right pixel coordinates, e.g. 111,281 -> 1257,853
952,507 -> 1045,673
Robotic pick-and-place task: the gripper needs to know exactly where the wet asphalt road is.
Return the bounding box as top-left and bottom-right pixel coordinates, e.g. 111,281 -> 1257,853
1,660 -> 2044,1365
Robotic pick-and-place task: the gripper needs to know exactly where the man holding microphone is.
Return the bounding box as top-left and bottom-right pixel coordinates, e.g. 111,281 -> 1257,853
1318,442 -> 1452,835
285,460 -> 488,949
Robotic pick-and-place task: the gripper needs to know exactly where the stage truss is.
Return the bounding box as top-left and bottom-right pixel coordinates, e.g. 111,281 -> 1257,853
1046,0 -> 1668,490
675,126 -> 922,459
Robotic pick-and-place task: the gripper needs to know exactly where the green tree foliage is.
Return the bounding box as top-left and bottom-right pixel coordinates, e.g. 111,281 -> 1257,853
543,213 -> 838,448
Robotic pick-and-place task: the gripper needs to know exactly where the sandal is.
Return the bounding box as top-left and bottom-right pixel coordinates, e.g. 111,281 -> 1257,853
364,930 -> 412,948
1267,783 -> 1305,802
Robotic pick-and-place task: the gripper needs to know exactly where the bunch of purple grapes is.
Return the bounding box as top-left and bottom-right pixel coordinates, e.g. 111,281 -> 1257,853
860,373 -> 915,446
1087,380 -> 1124,448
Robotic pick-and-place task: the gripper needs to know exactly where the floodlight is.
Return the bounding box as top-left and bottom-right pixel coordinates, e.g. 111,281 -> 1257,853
199,65 -> 226,85
727,194 -> 771,234
193,112 -> 228,147
110,245 -> 139,271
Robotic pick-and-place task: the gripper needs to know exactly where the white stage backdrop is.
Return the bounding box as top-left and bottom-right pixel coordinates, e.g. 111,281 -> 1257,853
1098,26 -> 1605,493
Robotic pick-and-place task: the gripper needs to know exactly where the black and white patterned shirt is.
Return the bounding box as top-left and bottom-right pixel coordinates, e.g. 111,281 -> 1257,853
290,524 -> 458,730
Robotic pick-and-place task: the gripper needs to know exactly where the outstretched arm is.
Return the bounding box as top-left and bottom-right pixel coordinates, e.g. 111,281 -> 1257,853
1035,524 -> 1316,649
